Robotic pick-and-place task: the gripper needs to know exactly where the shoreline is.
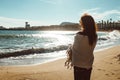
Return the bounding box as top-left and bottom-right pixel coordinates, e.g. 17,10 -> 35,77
0,45 -> 119,67
94,45 -> 118,52
0,45 -> 120,80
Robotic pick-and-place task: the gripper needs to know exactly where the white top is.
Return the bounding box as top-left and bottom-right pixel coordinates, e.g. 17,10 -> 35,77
72,33 -> 96,69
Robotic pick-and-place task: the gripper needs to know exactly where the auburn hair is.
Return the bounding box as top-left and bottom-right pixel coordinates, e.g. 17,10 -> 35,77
80,14 -> 97,46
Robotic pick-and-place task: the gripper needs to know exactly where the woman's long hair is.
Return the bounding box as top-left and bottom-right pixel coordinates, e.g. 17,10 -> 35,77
80,14 -> 97,46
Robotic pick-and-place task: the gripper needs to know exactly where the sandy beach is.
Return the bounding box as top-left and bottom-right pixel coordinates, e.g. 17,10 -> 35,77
0,45 -> 120,80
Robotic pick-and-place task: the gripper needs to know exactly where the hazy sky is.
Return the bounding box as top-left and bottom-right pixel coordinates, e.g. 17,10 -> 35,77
0,0 -> 120,28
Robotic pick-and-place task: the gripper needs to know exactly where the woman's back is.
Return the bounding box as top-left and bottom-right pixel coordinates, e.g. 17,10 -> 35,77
65,14 -> 98,80
72,33 -> 96,69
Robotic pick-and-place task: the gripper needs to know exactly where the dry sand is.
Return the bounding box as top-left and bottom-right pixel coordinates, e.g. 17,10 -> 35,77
0,45 -> 120,80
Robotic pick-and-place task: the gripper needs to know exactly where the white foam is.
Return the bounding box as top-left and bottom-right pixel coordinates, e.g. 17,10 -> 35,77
94,45 -> 115,52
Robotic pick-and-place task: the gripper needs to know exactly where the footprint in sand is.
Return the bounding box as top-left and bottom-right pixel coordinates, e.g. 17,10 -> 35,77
97,69 -> 102,71
97,68 -> 106,71
117,77 -> 120,79
25,79 -> 30,80
111,72 -> 115,75
105,72 -> 115,77
109,62 -> 113,64
105,73 -> 109,76
19,77 -> 33,80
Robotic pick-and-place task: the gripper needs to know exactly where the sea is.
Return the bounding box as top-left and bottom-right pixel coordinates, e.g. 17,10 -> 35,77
0,30 -> 120,66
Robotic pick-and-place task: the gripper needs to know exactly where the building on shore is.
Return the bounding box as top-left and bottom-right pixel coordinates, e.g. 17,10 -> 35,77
25,22 -> 30,28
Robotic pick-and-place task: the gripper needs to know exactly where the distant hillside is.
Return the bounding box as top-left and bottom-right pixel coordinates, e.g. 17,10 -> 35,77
60,22 -> 77,26
1,22 -> 80,31
0,26 -> 6,29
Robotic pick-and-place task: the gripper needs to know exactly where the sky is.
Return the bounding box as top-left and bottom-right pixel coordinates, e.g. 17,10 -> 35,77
0,0 -> 120,28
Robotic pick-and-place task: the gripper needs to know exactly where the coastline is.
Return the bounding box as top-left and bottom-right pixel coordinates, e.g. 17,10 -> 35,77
0,45 -> 120,80
0,45 -> 117,67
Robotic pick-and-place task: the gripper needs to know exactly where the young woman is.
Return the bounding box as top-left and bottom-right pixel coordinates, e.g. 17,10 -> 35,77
72,14 -> 97,80
65,14 -> 97,80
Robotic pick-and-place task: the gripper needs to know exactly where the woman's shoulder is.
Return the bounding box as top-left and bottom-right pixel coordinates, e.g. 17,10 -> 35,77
74,32 -> 87,40
76,31 -> 87,37
77,32 -> 83,35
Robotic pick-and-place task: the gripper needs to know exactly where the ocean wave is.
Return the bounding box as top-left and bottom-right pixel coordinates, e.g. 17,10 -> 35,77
108,30 -> 120,39
0,34 -> 31,38
0,45 -> 68,59
0,33 -> 71,39
98,37 -> 108,40
0,34 -> 47,38
98,30 -> 120,41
